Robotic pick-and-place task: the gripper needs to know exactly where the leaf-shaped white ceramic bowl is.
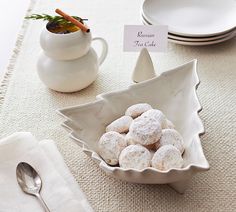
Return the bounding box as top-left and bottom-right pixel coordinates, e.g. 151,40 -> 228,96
58,59 -> 209,193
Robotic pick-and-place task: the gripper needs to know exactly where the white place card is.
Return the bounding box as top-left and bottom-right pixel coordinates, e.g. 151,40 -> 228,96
123,25 -> 168,52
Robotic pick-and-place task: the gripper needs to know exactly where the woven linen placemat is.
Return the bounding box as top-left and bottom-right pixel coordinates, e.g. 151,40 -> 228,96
1,0 -> 236,211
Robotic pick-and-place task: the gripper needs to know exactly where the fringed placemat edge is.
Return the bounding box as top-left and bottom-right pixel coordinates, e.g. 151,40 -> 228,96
0,0 -> 37,110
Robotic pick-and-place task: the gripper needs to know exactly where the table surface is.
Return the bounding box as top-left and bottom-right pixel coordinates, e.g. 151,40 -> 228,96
0,0 -> 236,212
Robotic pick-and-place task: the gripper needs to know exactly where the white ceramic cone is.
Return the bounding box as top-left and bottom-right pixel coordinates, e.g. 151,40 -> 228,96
132,48 -> 156,83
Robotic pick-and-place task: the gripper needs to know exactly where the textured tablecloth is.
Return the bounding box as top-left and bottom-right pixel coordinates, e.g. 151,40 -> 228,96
0,0 -> 236,211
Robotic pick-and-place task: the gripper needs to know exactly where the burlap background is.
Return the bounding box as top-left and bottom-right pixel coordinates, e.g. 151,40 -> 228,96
1,0 -> 236,211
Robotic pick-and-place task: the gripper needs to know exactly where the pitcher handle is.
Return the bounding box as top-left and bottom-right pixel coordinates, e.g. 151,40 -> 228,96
92,37 -> 108,65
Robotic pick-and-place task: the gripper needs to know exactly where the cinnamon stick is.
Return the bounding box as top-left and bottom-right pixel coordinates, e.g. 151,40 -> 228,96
55,9 -> 90,33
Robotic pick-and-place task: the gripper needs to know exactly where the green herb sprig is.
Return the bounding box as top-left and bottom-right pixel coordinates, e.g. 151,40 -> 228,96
25,14 -> 87,26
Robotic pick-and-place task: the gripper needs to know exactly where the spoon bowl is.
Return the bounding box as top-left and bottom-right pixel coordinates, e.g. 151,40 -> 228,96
16,162 -> 50,212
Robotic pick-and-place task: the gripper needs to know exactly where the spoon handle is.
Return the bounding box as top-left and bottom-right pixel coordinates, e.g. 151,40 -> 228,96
35,193 -> 50,212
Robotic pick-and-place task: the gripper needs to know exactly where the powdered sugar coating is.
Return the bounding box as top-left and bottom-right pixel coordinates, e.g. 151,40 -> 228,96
126,132 -> 158,150
125,132 -> 135,145
119,145 -> 151,170
106,116 -> 133,133
149,150 -> 155,160
158,129 -> 184,154
141,109 -> 167,129
151,145 -> 183,171
129,116 -> 162,145
125,103 -> 152,118
98,131 -> 127,165
120,133 -> 127,138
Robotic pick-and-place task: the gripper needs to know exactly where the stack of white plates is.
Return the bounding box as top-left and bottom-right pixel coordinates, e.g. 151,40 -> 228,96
141,0 -> 236,46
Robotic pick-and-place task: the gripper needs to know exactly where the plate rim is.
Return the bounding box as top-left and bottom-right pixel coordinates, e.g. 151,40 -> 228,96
142,0 -> 236,37
141,13 -> 236,42
141,16 -> 236,45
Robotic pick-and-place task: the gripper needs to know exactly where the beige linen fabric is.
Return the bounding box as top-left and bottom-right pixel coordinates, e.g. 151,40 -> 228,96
0,0 -> 236,211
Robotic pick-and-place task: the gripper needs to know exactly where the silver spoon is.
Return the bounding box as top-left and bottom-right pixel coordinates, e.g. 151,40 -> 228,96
16,162 -> 50,212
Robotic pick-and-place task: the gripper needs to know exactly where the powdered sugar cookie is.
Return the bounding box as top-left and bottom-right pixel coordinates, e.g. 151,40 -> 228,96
129,116 -> 162,145
141,109 -> 167,129
119,145 -> 151,170
106,116 -> 133,133
158,129 -> 184,154
151,145 -> 183,171
98,131 -> 127,165
125,103 -> 152,118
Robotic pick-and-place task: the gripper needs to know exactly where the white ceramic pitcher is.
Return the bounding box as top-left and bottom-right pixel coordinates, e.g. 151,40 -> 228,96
37,25 -> 108,92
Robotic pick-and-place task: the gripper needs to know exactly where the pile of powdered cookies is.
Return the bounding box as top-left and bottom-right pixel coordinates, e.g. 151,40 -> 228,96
98,103 -> 184,171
